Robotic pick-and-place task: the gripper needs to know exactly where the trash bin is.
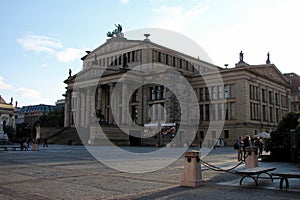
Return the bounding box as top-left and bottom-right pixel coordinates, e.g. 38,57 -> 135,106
245,146 -> 258,169
181,150 -> 203,187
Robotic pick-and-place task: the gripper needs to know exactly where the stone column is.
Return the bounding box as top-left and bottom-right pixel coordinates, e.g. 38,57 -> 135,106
80,90 -> 86,127
64,89 -> 72,127
85,87 -> 92,127
71,91 -> 78,126
108,83 -> 114,124
121,83 -> 128,124
97,86 -> 102,110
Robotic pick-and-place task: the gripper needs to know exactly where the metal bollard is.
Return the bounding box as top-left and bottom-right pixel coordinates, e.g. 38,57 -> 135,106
181,150 -> 203,187
245,146 -> 258,169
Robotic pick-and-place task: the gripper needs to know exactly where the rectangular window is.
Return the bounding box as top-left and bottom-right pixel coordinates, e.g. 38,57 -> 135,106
269,107 -> 273,122
269,91 -> 273,104
200,105 -> 204,121
200,88 -> 204,101
218,86 -> 222,99
205,104 -> 210,121
205,87 -> 210,100
275,93 -> 279,105
262,89 -> 266,102
224,130 -> 229,139
263,105 -> 267,121
224,85 -> 229,99
212,86 -> 217,100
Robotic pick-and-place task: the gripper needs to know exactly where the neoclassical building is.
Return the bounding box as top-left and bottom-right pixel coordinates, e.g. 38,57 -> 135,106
0,95 -> 18,141
64,30 -> 291,146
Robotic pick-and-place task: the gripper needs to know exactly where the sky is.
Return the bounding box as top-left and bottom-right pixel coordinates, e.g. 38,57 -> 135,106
0,0 -> 300,107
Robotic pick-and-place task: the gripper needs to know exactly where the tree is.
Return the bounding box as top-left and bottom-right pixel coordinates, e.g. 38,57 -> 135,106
266,112 -> 300,161
39,108 -> 64,127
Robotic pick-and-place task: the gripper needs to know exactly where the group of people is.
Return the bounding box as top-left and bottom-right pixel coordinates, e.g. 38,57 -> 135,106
235,135 -> 264,161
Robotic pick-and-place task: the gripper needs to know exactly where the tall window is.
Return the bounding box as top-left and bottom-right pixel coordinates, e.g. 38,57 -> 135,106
205,104 -> 210,121
263,105 -> 267,121
205,87 -> 210,100
262,89 -> 266,102
224,85 -> 229,99
224,130 -> 229,139
269,91 -> 273,104
200,88 -> 204,101
200,105 -> 204,121
212,87 -> 217,100
218,86 -> 222,99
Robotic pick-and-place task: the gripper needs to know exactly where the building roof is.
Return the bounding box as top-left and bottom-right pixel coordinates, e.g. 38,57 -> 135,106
19,104 -> 55,114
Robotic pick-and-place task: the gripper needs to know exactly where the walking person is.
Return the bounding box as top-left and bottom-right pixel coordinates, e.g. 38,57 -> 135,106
237,136 -> 244,161
243,135 -> 251,160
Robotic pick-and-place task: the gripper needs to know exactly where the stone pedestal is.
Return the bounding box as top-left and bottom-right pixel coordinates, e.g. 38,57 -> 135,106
245,146 -> 258,169
32,143 -> 39,151
181,150 -> 203,187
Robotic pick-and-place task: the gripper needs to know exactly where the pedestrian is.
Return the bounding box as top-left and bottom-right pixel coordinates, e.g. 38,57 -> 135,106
236,136 -> 244,161
243,135 -> 251,160
43,139 -> 48,148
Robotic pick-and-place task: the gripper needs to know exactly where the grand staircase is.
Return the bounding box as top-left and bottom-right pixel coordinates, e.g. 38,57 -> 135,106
42,125 -> 130,146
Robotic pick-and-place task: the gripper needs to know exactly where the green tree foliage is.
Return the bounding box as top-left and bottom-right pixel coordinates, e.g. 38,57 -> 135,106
3,125 -> 16,141
39,108 -> 64,127
267,112 -> 300,161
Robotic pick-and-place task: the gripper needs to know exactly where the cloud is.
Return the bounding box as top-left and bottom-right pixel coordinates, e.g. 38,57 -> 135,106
0,76 -> 13,90
151,3 -> 209,32
17,33 -> 63,54
55,48 -> 86,63
16,87 -> 41,99
120,0 -> 129,4
17,33 -> 87,63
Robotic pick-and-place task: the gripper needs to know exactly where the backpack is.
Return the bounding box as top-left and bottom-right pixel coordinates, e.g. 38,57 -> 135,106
233,142 -> 239,150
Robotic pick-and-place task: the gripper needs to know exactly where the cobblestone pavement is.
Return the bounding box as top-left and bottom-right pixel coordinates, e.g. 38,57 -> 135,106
0,145 -> 300,200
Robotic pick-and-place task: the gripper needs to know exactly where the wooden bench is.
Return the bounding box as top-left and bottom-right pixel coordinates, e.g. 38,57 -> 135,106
236,167 -> 276,186
0,146 -> 8,151
272,172 -> 300,189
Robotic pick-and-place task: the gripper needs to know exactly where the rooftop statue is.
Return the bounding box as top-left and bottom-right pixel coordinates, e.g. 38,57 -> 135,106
239,51 -> 244,61
106,24 -> 124,38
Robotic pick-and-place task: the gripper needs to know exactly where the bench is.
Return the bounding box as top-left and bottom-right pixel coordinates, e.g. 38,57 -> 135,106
272,172 -> 300,189
0,146 -> 8,151
11,146 -> 29,151
0,146 -> 29,151
236,167 -> 276,186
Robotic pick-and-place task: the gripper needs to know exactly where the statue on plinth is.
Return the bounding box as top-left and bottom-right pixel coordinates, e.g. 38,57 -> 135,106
106,24 -> 124,38
239,51 -> 244,61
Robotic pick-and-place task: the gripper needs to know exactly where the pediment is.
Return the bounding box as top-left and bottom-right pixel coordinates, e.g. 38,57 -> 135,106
87,38 -> 143,58
248,65 -> 288,85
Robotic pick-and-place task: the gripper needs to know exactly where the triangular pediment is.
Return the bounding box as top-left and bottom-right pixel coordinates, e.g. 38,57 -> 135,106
86,37 -> 143,59
248,64 -> 288,85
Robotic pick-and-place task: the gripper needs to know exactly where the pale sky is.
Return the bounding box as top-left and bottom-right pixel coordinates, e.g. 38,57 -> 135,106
1,0 -> 299,107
